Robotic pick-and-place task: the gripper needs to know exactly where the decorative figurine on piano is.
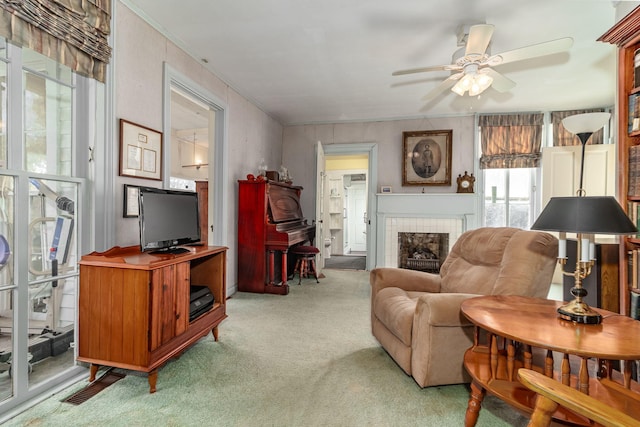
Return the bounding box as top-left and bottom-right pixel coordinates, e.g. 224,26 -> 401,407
279,165 -> 292,184
257,158 -> 268,177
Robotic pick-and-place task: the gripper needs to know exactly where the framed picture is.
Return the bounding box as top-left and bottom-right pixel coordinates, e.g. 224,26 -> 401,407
380,185 -> 392,193
119,119 -> 163,180
402,130 -> 452,186
123,184 -> 140,218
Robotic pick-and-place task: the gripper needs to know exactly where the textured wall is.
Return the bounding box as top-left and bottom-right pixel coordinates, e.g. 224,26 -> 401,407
282,115 -> 476,222
114,2 -> 283,290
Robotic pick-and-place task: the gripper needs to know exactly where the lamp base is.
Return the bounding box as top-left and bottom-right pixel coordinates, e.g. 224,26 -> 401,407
557,299 -> 602,324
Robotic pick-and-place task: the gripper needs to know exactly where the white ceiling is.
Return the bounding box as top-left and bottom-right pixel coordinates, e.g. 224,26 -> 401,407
123,0 -> 627,126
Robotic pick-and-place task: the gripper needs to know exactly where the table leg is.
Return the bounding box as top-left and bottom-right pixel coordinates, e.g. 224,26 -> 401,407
622,360 -> 632,388
465,380 -> 486,427
561,354 -> 570,385
529,394 -> 559,427
212,325 -> 219,341
490,334 -> 498,379
89,364 -> 99,382
578,357 -> 589,394
545,350 -> 553,377
523,344 -> 532,370
507,340 -> 515,381
148,369 -> 158,394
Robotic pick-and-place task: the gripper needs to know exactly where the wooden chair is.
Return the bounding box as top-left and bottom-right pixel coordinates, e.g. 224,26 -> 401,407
517,368 -> 640,427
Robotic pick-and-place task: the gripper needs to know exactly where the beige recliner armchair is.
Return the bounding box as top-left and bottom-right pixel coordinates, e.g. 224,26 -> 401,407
370,227 -> 558,388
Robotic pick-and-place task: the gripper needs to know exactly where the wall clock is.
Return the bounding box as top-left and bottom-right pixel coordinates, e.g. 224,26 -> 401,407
456,171 -> 475,193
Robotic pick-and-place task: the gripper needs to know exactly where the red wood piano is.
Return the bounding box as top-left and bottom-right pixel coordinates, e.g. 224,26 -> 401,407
238,175 -> 316,295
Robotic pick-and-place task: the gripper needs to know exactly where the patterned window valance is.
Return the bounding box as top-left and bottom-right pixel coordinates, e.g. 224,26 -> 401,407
479,113 -> 544,169
0,0 -> 112,82
550,108 -> 607,146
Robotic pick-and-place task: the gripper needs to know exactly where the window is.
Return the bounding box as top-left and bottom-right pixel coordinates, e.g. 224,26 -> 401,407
0,41 -> 88,415
483,168 -> 537,229
479,113 -> 544,229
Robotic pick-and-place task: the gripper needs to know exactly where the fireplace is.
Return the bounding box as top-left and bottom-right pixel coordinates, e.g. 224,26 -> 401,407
375,193 -> 475,268
398,232 -> 449,274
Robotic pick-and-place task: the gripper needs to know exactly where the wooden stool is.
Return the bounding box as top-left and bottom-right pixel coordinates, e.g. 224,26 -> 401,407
292,246 -> 320,285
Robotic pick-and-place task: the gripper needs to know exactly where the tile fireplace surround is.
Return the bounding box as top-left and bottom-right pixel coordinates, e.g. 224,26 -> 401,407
374,193 -> 478,268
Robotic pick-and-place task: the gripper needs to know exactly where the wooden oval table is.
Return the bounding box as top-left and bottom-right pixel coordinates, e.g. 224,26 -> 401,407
460,295 -> 640,426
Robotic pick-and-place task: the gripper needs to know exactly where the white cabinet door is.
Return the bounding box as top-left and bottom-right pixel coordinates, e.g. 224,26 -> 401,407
541,144 -> 615,207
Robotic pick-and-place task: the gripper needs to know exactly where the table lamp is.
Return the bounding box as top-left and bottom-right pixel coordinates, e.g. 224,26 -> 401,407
531,112 -> 637,324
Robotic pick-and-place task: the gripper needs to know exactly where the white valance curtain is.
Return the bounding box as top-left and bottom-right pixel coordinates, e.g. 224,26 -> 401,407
0,0 -> 112,82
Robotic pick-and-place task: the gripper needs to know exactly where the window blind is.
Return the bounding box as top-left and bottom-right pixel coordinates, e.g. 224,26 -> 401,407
0,0 -> 111,82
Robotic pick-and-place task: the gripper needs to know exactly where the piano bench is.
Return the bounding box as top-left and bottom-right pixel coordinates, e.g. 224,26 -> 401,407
292,246 -> 320,285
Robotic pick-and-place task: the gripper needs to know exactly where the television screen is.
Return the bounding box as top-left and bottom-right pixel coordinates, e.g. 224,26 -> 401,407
138,187 -> 201,253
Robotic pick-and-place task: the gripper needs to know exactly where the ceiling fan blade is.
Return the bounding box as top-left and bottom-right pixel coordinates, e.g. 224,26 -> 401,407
465,24 -> 494,56
487,37 -> 573,66
482,68 -> 516,93
422,73 -> 463,101
392,64 -> 459,76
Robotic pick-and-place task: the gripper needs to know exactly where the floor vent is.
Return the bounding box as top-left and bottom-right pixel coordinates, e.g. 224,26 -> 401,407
62,370 -> 125,405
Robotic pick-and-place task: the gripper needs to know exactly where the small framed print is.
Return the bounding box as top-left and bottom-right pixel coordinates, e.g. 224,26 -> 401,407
119,119 -> 163,180
123,184 -> 140,218
402,130 -> 452,186
381,185 -> 392,193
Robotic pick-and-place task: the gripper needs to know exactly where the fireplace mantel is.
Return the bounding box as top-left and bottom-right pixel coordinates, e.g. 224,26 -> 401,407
374,193 -> 479,268
376,193 -> 478,216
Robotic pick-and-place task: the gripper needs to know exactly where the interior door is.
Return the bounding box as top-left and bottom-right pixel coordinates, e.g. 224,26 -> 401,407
349,181 -> 367,252
315,141 -> 326,271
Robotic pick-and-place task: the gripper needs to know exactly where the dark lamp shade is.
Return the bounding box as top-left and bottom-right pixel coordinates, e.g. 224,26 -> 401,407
531,196 -> 637,234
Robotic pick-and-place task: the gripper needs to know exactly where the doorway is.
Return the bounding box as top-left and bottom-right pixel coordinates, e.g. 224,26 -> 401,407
315,142 -> 377,272
163,64 -> 229,247
322,159 -> 368,271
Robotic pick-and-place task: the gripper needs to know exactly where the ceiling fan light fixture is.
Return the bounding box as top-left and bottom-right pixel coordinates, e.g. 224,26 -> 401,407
451,72 -> 493,96
452,74 -> 474,95
469,73 -> 493,96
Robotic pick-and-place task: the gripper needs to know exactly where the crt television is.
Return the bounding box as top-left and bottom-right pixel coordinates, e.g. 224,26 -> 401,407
138,187 -> 201,253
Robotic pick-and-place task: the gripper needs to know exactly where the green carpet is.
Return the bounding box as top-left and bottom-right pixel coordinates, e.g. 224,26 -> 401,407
4,270 -> 527,426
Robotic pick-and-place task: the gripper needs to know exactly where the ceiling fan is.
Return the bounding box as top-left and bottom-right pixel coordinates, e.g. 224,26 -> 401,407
392,24 -> 573,100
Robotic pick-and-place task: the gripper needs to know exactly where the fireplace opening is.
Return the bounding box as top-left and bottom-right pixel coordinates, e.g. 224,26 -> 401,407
398,232 -> 449,274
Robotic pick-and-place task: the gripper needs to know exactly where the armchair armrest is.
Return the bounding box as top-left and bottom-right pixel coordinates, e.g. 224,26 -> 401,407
415,293 -> 479,327
370,267 -> 442,297
517,369 -> 639,427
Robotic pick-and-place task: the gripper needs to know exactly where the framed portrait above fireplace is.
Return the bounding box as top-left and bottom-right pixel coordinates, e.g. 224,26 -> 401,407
402,130 -> 452,186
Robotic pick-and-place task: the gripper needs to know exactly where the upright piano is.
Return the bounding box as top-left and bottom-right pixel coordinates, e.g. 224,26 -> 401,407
237,175 -> 315,294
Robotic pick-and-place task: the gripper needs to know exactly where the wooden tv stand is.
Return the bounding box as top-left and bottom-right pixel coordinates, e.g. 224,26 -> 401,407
78,245 -> 227,393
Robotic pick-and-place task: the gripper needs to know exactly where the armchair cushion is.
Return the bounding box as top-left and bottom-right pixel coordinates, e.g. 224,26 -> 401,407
373,288 -> 420,346
370,267 -> 442,295
415,293 -> 479,327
